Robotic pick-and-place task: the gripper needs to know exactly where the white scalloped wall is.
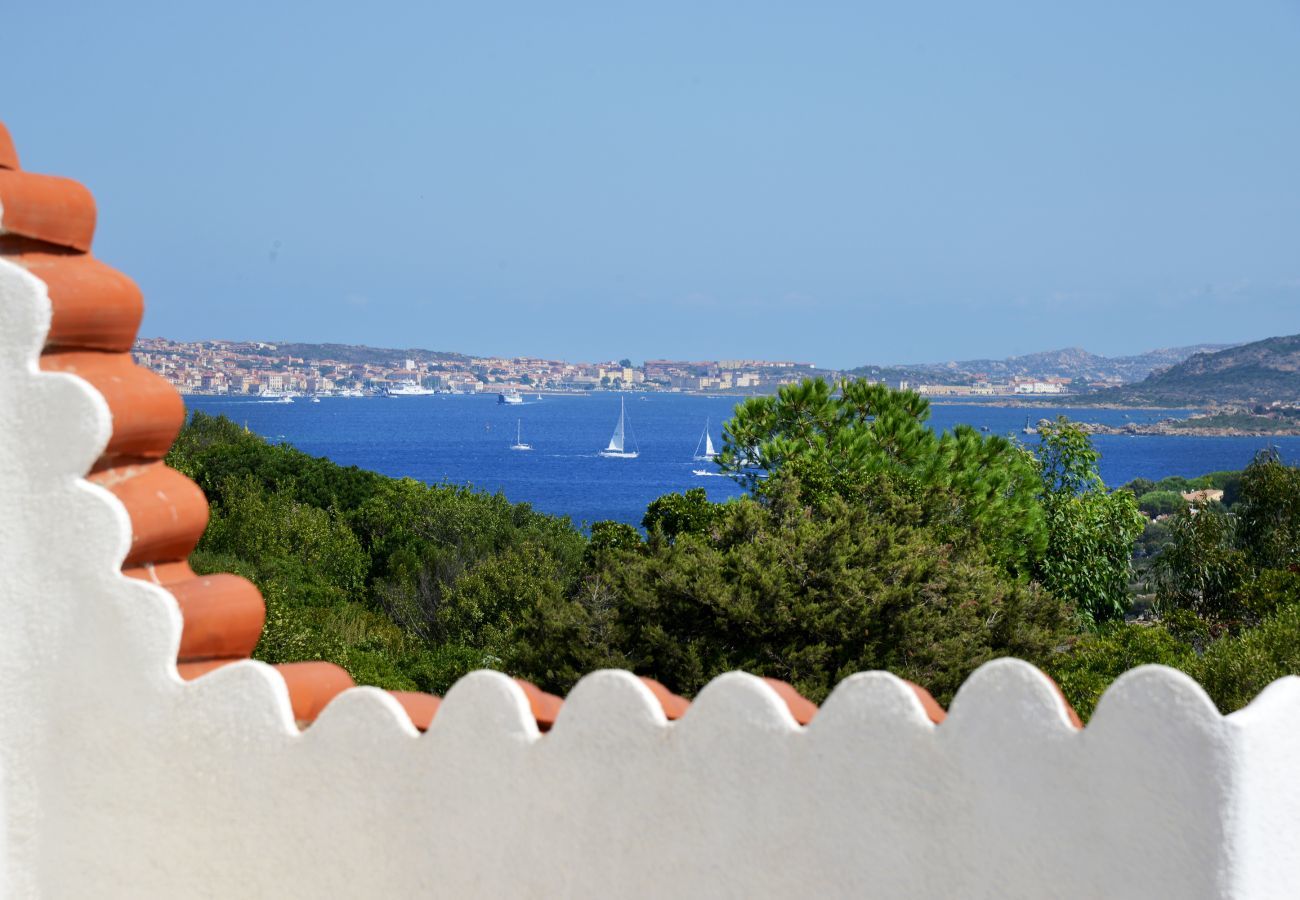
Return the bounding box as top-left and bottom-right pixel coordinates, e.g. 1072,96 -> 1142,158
3,254 -> 1300,898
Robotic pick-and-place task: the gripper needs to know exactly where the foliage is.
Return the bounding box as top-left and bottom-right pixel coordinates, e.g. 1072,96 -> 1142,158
1153,504 -> 1249,626
1154,451 -> 1300,631
1046,623 -> 1196,721
642,488 -> 724,539
1136,490 -> 1187,517
718,378 -> 1047,575
1032,418 -> 1145,623
169,412 -> 586,693
1234,449 -> 1300,571
524,474 -> 1074,705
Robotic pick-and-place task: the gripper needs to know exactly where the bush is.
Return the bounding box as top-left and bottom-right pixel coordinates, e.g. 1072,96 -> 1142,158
1047,623 -> 1196,721
522,475 -> 1075,705
1137,490 -> 1187,517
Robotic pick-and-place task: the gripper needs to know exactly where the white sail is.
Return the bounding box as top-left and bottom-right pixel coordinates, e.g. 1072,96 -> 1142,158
600,397 -> 638,457
510,418 -> 532,451
694,418 -> 717,461
607,399 -> 626,452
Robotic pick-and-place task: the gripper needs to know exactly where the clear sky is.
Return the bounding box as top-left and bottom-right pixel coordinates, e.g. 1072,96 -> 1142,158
6,1 -> 1299,367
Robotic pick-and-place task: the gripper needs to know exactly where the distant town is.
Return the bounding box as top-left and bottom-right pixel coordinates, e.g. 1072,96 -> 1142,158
133,338 -> 1081,399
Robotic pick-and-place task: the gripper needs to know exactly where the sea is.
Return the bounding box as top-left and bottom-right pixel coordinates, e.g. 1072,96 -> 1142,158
185,394 -> 1300,527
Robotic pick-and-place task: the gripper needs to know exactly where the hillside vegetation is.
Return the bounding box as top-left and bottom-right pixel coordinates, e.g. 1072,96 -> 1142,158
1092,334 -> 1300,406
850,343 -> 1229,387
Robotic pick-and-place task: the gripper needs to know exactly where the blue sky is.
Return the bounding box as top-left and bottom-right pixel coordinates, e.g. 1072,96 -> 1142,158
6,1 -> 1299,367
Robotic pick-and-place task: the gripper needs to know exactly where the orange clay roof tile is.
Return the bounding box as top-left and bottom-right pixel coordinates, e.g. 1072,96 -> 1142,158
40,352 -> 185,460
761,678 -> 819,725
0,241 -> 144,351
514,679 -> 565,730
388,691 -> 441,731
179,660 -> 357,725
903,680 -> 948,724
637,676 -> 691,719
273,661 -> 358,724
88,461 -> 209,567
0,122 -> 17,169
0,169 -> 96,251
163,574 -> 267,662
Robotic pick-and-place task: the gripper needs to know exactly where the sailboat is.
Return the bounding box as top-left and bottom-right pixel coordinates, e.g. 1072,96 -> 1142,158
693,419 -> 717,461
1022,416 -> 1037,435
510,419 -> 532,451
599,397 -> 639,458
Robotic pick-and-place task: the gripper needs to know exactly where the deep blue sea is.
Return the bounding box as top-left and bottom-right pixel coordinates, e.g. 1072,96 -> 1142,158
186,394 -> 1300,527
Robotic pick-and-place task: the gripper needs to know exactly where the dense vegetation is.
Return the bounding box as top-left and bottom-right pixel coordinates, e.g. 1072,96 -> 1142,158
171,379 -> 1299,717
1088,332 -> 1300,406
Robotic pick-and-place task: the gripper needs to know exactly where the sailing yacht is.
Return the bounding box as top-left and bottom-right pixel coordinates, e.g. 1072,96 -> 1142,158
510,419 -> 532,451
599,397 -> 639,458
693,418 -> 717,462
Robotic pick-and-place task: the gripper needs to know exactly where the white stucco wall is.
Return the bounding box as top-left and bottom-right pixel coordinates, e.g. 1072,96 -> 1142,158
2,253 -> 1300,897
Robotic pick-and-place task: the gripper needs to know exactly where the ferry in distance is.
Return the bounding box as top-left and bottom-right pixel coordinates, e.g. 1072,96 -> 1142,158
388,382 -> 435,397
498,390 -> 523,405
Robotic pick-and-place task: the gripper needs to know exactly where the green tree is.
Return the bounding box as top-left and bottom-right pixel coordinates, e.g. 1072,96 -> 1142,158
642,488 -> 723,539
1154,503 -> 1249,626
1235,449 -> 1300,572
1033,418 -> 1145,623
526,474 -> 1072,704
718,378 -> 1047,575
1136,490 -> 1187,517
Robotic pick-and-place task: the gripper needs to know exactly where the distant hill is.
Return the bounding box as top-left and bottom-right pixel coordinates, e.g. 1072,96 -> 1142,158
850,344 -> 1231,387
1090,334 -> 1300,406
249,343 -> 470,366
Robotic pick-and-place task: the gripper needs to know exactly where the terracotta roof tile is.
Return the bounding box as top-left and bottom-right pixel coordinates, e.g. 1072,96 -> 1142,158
273,661 -> 358,724
903,680 -> 948,724
0,240 -> 144,352
179,660 -> 357,725
638,676 -> 690,719
1049,677 -> 1084,730
88,461 -> 209,567
761,678 -> 819,724
0,168 -> 96,251
388,691 -> 441,731
0,121 -> 17,170
514,679 -> 565,730
40,351 -> 185,460
164,573 -> 267,662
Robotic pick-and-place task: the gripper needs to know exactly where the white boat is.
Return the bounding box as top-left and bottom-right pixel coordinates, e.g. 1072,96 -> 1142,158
599,397 -> 639,458
388,382 -> 435,396
310,397 -> 321,404
498,390 -> 523,405
693,418 -> 717,462
1022,416 -> 1037,435
510,419 -> 532,451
